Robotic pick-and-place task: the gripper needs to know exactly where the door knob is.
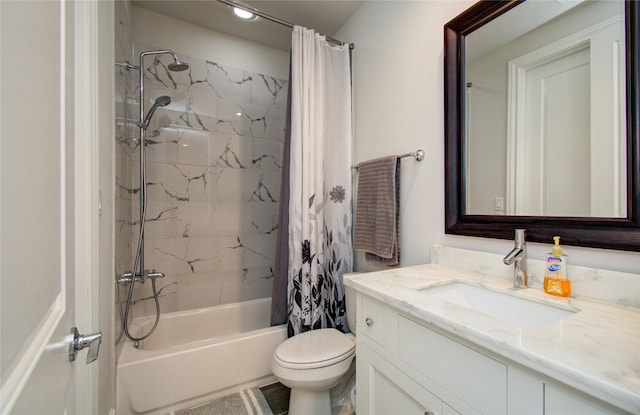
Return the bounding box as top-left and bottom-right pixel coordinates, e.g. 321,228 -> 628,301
69,326 -> 102,363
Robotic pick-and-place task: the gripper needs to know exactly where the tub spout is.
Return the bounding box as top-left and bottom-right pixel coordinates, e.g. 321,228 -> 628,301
503,229 -> 527,289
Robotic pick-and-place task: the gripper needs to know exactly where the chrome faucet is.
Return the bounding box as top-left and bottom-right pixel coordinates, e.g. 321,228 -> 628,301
503,229 -> 527,288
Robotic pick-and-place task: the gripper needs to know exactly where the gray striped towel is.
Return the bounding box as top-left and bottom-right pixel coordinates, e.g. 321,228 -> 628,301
353,155 -> 400,266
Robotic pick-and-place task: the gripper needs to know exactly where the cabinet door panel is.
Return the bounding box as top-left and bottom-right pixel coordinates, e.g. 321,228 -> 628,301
359,344 -> 442,415
373,370 -> 427,415
442,402 -> 462,415
398,316 -> 507,414
545,384 -> 610,415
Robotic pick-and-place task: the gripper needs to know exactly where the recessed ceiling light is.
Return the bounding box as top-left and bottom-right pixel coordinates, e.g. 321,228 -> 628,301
233,7 -> 254,20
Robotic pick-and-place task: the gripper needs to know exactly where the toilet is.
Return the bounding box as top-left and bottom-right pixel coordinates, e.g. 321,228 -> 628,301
271,285 -> 357,415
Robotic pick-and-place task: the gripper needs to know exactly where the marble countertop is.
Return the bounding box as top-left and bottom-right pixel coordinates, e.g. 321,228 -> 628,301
344,264 -> 640,414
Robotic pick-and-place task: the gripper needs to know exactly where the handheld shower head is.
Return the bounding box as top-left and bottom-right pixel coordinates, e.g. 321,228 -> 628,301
153,95 -> 172,107
138,95 -> 171,130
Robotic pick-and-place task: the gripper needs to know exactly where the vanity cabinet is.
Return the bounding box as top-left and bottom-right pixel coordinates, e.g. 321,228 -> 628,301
357,294 -> 500,414
356,293 -> 626,415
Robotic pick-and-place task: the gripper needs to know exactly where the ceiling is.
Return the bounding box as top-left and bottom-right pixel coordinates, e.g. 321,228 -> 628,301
131,0 -> 364,51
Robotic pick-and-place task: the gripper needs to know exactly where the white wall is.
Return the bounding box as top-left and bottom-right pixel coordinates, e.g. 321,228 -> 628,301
131,6 -> 288,79
337,1 -> 639,275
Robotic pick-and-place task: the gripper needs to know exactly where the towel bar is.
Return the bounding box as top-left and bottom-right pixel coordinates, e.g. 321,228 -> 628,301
352,149 -> 425,170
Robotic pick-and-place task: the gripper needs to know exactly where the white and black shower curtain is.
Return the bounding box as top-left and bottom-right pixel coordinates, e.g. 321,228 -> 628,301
280,26 -> 353,336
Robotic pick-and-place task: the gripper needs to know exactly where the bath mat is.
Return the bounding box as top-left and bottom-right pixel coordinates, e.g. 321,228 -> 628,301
174,387 -> 274,415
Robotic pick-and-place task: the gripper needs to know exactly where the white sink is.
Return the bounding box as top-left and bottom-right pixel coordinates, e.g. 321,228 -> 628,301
420,282 -> 577,329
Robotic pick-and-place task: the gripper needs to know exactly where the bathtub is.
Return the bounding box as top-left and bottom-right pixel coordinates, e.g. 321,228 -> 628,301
116,298 -> 288,415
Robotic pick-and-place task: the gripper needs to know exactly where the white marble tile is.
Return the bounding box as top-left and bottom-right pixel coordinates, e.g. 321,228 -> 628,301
205,62 -> 253,102
130,274 -> 179,317
173,200 -> 217,238
210,132 -> 252,169
145,236 -> 221,275
125,43 -> 286,319
145,162 -> 214,203
212,168 -> 280,203
140,131 -> 179,165
142,200 -> 179,239
245,202 -> 279,236
251,73 -> 287,107
238,233 -> 277,268
216,99 -> 285,140
175,129 -> 214,166
252,137 -> 283,171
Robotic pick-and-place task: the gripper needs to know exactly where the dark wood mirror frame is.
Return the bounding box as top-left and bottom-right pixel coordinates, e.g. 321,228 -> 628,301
444,0 -> 640,251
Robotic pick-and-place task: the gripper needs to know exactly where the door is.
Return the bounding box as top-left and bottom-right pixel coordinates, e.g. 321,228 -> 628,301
1,1 -> 93,413
522,46 -> 591,216
507,17 -> 626,217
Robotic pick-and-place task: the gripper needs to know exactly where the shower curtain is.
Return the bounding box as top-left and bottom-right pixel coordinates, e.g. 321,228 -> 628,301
272,26 -> 353,336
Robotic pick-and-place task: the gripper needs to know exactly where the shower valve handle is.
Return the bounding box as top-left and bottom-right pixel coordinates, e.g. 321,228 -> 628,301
147,270 -> 165,279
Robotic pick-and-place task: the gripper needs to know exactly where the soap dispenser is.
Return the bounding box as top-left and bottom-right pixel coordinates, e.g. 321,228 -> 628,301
543,236 -> 571,297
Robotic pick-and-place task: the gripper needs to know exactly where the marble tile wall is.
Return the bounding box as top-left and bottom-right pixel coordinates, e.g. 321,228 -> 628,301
129,43 -> 287,317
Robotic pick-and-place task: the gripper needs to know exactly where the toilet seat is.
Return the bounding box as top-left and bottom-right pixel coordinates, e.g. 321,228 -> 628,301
274,328 -> 355,370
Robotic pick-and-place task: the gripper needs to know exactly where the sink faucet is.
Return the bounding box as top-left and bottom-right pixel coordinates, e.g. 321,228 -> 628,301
503,229 -> 527,288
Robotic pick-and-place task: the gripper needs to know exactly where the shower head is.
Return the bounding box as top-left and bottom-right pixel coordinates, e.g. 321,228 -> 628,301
138,95 -> 171,130
153,95 -> 172,107
139,50 -> 190,72
168,59 -> 190,72
168,52 -> 189,72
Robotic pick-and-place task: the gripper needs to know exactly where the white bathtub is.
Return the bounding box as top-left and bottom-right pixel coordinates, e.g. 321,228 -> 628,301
116,298 -> 288,415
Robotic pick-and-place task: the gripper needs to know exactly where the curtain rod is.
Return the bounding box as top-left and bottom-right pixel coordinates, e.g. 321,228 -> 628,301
216,0 -> 354,49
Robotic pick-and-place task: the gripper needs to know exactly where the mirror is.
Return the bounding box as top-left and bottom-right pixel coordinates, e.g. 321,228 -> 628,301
444,0 -> 639,251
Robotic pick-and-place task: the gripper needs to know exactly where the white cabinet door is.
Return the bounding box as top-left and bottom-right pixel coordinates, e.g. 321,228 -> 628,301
545,384 -> 610,415
358,344 -> 443,415
442,402 -> 462,415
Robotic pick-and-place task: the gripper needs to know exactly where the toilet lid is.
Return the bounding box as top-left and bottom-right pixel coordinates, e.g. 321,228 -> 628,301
274,328 -> 355,370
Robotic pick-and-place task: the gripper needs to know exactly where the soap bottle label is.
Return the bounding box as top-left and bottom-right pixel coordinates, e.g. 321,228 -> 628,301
546,257 -> 563,277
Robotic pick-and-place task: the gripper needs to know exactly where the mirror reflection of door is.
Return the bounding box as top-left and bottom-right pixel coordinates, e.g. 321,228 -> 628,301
517,46 -> 591,216
464,0 -> 626,218
507,17 -> 626,217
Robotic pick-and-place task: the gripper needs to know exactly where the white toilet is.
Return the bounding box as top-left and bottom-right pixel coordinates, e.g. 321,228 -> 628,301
271,286 -> 357,415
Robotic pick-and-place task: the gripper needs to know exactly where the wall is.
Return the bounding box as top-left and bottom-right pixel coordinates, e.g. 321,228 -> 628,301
96,2 -> 117,412
114,0 -> 135,350
336,1 -> 639,275
131,7 -> 288,80
126,6 -> 289,317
